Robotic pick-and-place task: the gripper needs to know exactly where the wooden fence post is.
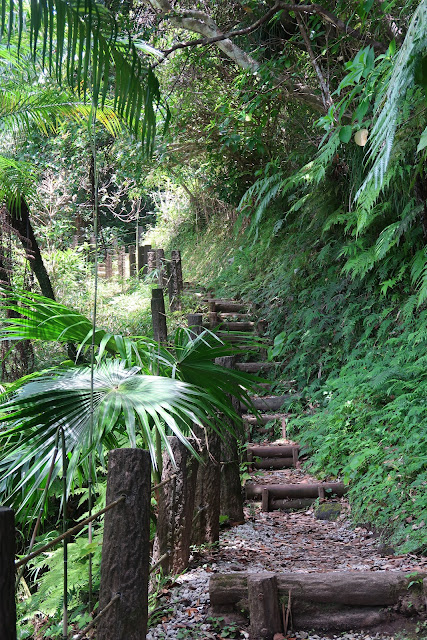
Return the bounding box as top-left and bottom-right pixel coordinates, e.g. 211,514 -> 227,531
215,355 -> 244,524
167,258 -> 181,311
156,249 -> 166,287
187,313 -> 203,338
151,288 -> 168,344
147,250 -> 157,277
105,253 -> 113,280
117,248 -> 125,279
171,250 -> 183,295
0,507 -> 16,640
191,427 -> 221,546
128,246 -> 136,277
248,573 -> 282,640
152,437 -> 198,575
136,225 -> 143,277
97,449 -> 151,640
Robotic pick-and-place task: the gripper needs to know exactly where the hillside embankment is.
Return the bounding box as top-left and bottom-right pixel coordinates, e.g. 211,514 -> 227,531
147,211 -> 427,556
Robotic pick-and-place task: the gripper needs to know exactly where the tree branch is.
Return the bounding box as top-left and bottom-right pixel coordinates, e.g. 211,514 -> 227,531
294,10 -> 333,110
160,3 -> 282,59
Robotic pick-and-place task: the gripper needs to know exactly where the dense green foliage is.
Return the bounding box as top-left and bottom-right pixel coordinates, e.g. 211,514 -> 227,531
0,0 -> 426,634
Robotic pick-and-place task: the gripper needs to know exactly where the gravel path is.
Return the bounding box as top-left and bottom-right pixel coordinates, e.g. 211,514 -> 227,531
147,461 -> 426,640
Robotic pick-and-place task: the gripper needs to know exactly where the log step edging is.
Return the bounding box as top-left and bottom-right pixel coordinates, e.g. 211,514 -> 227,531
242,395 -> 300,413
243,413 -> 287,426
209,571 -> 427,632
246,482 -> 347,501
248,445 -> 299,458
236,362 -> 275,373
210,570 -> 426,607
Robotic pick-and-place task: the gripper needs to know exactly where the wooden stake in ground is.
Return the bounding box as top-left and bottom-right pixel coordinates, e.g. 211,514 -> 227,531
0,507 -> 16,640
117,248 -> 125,279
97,449 -> 151,640
187,313 -> 203,337
147,250 -> 157,277
248,572 -> 282,639
151,288 -> 168,344
128,246 -> 136,277
152,437 -> 198,574
156,249 -> 166,287
215,355 -> 244,524
105,252 -> 113,279
142,245 -> 152,277
167,258 -> 181,311
192,427 -> 221,545
171,250 -> 183,295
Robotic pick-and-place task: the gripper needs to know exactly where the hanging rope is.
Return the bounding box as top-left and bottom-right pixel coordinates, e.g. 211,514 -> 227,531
88,101 -> 101,615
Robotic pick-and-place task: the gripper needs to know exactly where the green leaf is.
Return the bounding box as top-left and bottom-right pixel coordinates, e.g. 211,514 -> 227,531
417,126 -> 427,152
339,125 -> 353,143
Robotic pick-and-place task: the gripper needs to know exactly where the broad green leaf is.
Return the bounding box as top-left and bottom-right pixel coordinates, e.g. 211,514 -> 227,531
339,125 -> 353,143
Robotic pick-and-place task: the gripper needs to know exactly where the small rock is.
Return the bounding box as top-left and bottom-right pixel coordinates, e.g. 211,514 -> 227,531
314,502 -> 342,521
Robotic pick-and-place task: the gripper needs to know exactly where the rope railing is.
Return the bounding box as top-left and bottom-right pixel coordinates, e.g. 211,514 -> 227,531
151,473 -> 176,493
15,495 -> 126,569
72,593 -> 121,640
16,474 -> 177,569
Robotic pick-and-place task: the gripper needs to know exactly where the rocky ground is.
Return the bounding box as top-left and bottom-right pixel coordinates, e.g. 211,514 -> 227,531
147,463 -> 427,640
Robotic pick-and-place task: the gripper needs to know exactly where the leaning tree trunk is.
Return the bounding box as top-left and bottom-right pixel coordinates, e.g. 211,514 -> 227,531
7,197 -> 55,300
0,208 -> 35,380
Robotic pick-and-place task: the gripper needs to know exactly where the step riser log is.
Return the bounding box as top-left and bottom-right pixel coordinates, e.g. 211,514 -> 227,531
246,483 -> 347,500
243,414 -> 286,426
251,458 -> 294,469
243,396 -> 296,412
248,445 -> 299,457
236,363 -> 274,373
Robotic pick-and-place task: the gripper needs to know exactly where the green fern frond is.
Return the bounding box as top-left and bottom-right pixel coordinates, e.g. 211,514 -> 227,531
356,0 -> 427,202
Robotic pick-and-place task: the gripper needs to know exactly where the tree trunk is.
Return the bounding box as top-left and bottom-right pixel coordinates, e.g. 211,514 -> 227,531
7,198 -> 55,300
0,507 -> 16,640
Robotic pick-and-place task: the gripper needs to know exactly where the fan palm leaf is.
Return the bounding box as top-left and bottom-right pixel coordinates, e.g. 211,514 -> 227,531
0,360 -> 220,518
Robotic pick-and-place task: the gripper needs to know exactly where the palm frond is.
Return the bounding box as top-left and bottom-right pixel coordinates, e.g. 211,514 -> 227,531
1,0 -> 168,152
0,156 -> 37,210
0,87 -> 122,136
0,361 -> 217,517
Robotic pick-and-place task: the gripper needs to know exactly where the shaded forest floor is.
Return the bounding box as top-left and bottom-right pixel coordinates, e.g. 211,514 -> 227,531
147,451 -> 427,640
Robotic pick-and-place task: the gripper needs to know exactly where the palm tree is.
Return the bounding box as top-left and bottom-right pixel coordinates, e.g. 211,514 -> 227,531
0,287 -> 259,522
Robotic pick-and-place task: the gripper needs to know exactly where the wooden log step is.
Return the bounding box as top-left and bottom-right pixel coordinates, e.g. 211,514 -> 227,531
216,332 -> 254,342
242,395 -> 296,412
245,482 -> 347,500
210,571 -> 426,608
251,457 -> 294,469
218,313 -> 252,320
243,414 -> 286,426
270,498 -> 315,511
248,445 -> 299,457
203,322 -> 255,332
218,322 -> 255,332
209,571 -> 427,631
236,362 -> 274,373
213,302 -> 248,313
254,382 -> 272,391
